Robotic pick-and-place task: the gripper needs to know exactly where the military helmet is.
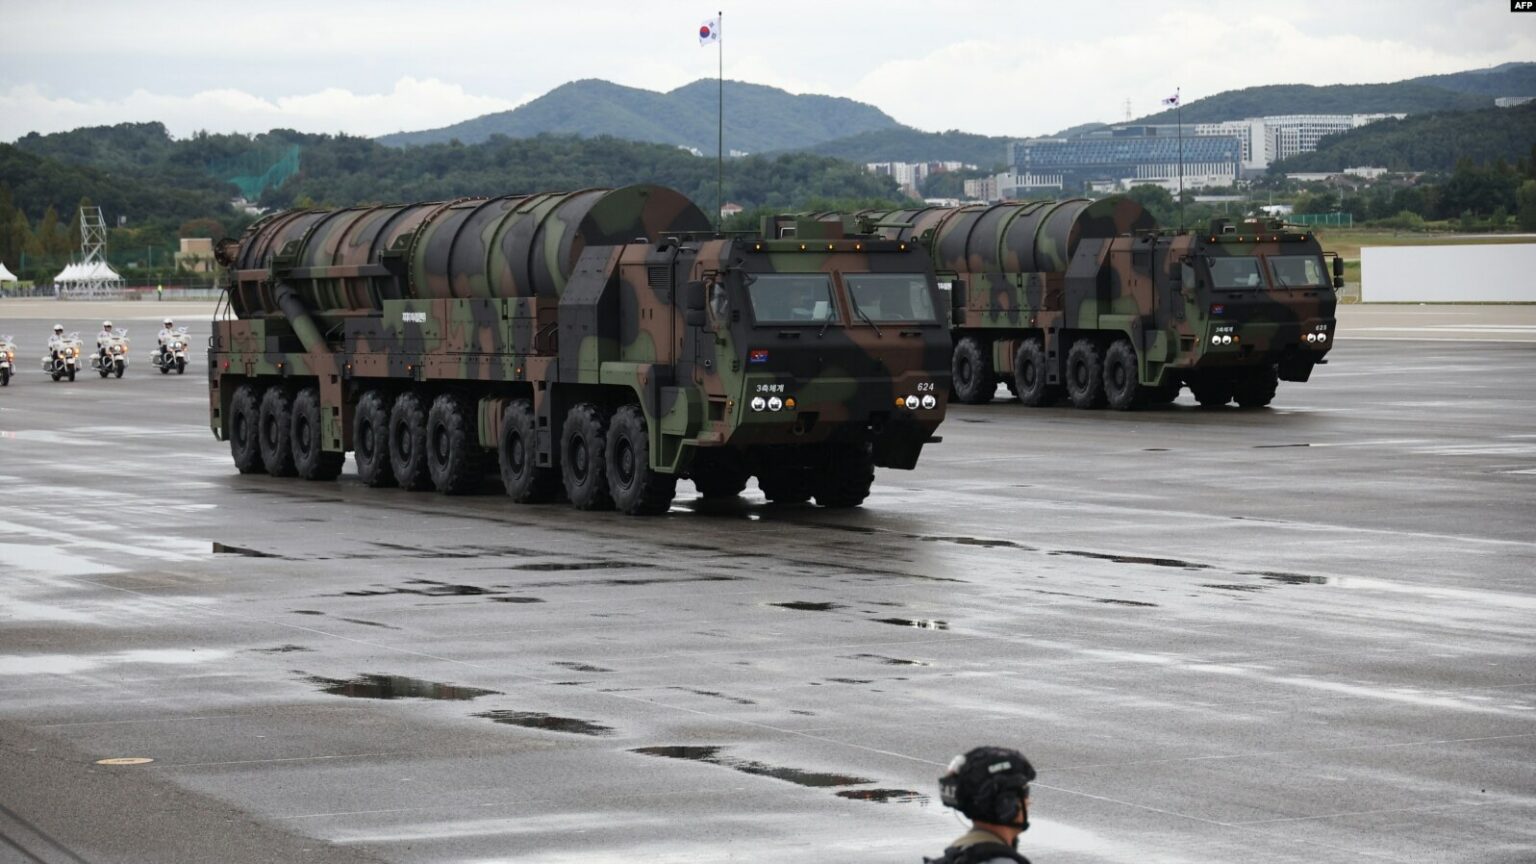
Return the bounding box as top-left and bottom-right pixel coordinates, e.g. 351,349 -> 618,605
939,746 -> 1035,827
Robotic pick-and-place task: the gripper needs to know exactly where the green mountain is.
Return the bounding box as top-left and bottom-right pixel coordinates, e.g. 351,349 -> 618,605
1131,63 -> 1536,125
790,129 -> 1012,170
1272,101 -> 1536,173
378,79 -> 902,154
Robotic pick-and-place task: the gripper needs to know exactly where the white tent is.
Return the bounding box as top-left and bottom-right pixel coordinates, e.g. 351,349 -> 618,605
0,262 -> 17,281
52,260 -> 124,298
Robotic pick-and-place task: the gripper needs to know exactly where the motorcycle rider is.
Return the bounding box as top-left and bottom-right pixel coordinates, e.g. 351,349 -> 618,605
96,320 -> 117,351
158,318 -> 176,345
48,324 -> 66,353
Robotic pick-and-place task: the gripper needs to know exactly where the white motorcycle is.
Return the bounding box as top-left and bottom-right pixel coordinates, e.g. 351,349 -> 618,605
42,333 -> 83,382
151,327 -> 191,375
0,335 -> 15,386
93,329 -> 130,379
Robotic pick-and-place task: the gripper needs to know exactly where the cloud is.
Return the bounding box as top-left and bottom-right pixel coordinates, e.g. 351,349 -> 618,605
0,78 -> 521,141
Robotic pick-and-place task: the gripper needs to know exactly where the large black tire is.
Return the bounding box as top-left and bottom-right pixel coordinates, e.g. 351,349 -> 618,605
690,450 -> 750,499
606,404 -> 677,515
1065,338 -> 1106,409
353,390 -> 396,488
66,367 -> 76,382
1012,337 -> 1061,407
98,367 -> 109,379
426,392 -> 485,495
1233,366 -> 1280,409
176,358 -> 186,374
228,383 -> 265,474
950,335 -> 995,404
561,403 -> 614,510
291,386 -> 343,481
388,391 -> 433,491
1188,376 -> 1234,408
758,462 -> 815,504
813,443 -> 875,509
1103,339 -> 1143,411
159,363 -> 170,375
258,386 -> 297,476
114,360 -> 124,379
499,399 -> 559,503
0,368 -> 9,386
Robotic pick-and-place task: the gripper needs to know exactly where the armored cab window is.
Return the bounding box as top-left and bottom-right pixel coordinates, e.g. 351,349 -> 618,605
746,274 -> 839,325
1267,255 -> 1327,288
1208,256 -> 1264,290
844,274 -> 938,323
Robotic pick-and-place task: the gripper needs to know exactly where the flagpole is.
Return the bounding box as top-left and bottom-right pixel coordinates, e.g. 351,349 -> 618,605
1176,86 -> 1184,231
717,9 -> 723,232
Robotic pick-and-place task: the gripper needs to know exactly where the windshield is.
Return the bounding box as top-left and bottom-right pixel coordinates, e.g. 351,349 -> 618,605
845,273 -> 938,323
1209,256 -> 1264,290
1268,255 -> 1327,288
746,274 -> 839,324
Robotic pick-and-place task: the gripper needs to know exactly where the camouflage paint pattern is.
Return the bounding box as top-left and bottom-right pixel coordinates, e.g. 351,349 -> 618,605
208,186 -> 947,476
858,199 -> 1337,392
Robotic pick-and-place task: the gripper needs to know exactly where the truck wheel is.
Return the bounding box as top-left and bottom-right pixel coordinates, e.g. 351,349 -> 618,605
291,386 -> 343,481
1233,366 -> 1279,409
388,390 -> 433,491
353,390 -> 396,487
690,450 -> 750,499
499,399 -> 559,503
1188,376 -> 1234,408
813,443 -> 875,509
427,393 -> 484,495
1103,339 -> 1143,411
951,335 -> 994,404
228,383 -> 265,474
606,404 -> 677,515
1065,339 -> 1106,409
1012,337 -> 1060,407
561,403 -> 614,510
258,386 -> 297,476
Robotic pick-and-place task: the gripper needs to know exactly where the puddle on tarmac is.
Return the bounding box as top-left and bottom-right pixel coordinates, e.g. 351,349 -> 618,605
1253,571 -> 1332,585
1142,448 -> 1170,452
825,677 -> 874,685
873,617 -> 949,630
1095,599 -> 1159,607
1253,443 -> 1311,449
475,710 -> 613,736
553,661 -> 612,673
291,610 -> 324,616
508,561 -> 655,572
491,596 -> 546,603
632,746 -> 874,788
251,645 -> 312,654
212,542 -> 279,558
307,673 -> 500,701
669,687 -> 757,705
342,579 -> 499,597
1053,550 -> 1210,570
846,654 -> 930,666
336,617 -> 401,629
771,601 -> 842,612
836,788 -> 927,803
923,535 -> 1033,551
1202,584 -> 1269,592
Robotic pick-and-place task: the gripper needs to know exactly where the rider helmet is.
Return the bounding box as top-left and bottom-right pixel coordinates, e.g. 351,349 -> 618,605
163,318 -> 173,326
53,324 -> 63,333
939,746 -> 1035,829
102,321 -> 113,330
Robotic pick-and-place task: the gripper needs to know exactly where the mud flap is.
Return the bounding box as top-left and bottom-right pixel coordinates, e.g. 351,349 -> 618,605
1278,353 -> 1315,382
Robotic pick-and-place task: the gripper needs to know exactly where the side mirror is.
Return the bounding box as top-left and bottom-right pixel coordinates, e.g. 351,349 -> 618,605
1332,257 -> 1344,278
683,280 -> 707,326
1332,276 -> 1345,289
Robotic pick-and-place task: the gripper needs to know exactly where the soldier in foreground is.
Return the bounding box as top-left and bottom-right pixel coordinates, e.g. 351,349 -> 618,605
926,746 -> 1037,864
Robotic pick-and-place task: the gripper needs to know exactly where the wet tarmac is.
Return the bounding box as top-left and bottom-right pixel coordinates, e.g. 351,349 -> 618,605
0,307 -> 1534,863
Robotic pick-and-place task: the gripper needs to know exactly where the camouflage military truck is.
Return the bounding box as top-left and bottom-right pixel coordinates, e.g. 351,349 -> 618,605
857,200 -> 1340,409
208,185 -> 949,515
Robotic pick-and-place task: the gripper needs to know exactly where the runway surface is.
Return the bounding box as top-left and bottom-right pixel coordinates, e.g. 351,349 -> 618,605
1,302 -> 1533,863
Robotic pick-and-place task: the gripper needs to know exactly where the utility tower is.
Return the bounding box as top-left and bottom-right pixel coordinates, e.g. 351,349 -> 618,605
67,206 -> 123,298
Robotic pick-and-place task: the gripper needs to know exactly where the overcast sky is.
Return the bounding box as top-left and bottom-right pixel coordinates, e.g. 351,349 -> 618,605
2,0 -> 1532,143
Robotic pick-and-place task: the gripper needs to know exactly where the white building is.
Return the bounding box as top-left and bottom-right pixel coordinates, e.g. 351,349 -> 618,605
1194,114 -> 1403,171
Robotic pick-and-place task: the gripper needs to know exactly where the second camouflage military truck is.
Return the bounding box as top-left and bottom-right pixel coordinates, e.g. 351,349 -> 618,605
858,199 -> 1340,409
208,185 -> 949,515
